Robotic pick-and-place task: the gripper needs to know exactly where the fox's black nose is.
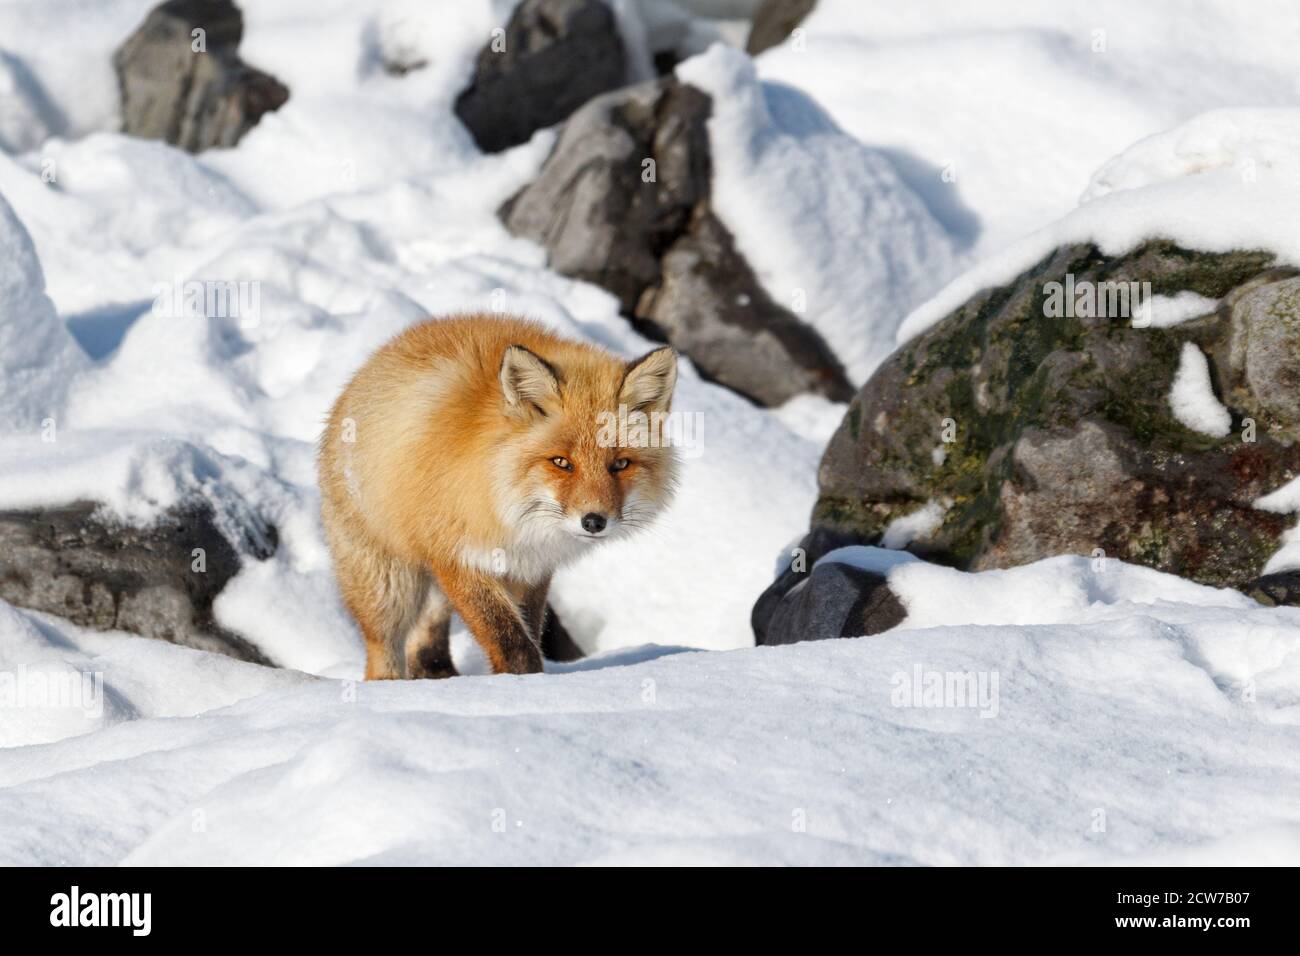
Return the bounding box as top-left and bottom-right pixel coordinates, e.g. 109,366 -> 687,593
581,513 -> 607,534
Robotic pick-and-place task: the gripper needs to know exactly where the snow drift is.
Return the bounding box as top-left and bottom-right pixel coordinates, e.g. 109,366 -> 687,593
3,553 -> 1299,865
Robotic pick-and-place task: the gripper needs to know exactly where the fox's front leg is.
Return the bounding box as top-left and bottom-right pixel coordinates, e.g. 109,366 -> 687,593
434,564 -> 543,675
518,575 -> 551,646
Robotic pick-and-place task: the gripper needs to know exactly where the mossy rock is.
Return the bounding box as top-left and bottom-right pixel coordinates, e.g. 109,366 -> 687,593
811,239 -> 1300,592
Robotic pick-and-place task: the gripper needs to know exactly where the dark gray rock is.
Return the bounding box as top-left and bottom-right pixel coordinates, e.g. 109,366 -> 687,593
746,0 -> 817,55
810,239 -> 1300,595
501,76 -> 853,406
0,499 -> 584,668
1247,570 -> 1300,607
637,206 -> 856,405
0,501 -> 275,663
765,562 -> 903,644
113,0 -> 288,153
753,527 -> 904,644
454,0 -> 627,153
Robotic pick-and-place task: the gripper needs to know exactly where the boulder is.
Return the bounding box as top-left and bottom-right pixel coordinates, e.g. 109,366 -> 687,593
746,0 -> 817,55
454,0 -> 627,153
113,0 -> 289,153
753,529 -> 905,645
807,239 -> 1300,594
0,501 -> 275,663
501,76 -> 853,406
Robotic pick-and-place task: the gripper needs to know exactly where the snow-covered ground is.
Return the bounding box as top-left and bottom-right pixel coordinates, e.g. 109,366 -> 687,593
757,0 -> 1300,259
4,553 -> 1299,865
3,0 -> 1300,865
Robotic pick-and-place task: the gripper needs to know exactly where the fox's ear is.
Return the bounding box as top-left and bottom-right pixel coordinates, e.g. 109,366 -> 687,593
620,346 -> 677,414
500,345 -> 561,418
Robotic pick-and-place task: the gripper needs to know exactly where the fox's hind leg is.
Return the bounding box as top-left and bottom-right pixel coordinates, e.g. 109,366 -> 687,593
405,581 -> 456,679
330,533 -> 427,680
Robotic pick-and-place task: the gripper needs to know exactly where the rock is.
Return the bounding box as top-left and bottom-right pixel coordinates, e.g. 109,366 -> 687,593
1247,570 -> 1300,607
0,501 -> 275,664
454,0 -> 627,153
113,0 -> 289,153
638,207 -> 856,405
752,528 -> 905,644
0,497 -> 583,668
808,239 -> 1300,594
746,0 -> 817,55
1230,276 -> 1300,424
501,76 -> 853,406
762,561 -> 904,645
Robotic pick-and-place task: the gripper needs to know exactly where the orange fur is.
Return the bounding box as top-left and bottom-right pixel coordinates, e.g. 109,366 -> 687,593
319,315 -> 679,678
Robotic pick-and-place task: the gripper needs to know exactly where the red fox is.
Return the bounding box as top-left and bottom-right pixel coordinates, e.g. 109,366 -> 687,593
318,315 -> 679,679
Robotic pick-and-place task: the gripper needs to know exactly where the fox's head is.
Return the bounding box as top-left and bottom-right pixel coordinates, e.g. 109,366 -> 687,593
495,342 -> 680,556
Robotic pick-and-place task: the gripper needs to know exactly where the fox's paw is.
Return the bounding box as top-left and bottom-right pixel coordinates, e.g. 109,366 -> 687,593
497,645 -> 544,676
409,644 -> 458,680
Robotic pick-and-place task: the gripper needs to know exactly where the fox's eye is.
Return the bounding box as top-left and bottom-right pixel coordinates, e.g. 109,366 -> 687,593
610,458 -> 631,473
550,456 -> 573,472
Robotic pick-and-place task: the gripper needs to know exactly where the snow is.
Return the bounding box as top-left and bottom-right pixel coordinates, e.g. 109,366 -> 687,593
0,191 -> 87,430
3,551 -> 1299,865
757,1 -> 1300,260
0,3 -> 836,667
2,0 -> 1300,865
880,499 -> 948,549
1254,476 -> 1300,576
1168,342 -> 1232,438
814,545 -> 921,576
677,44 -> 959,383
0,50 -> 59,153
1256,476 -> 1300,515
897,107 -> 1300,344
770,392 -> 847,447
1132,291 -> 1219,329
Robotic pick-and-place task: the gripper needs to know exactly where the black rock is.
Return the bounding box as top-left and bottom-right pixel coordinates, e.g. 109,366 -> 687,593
1247,570 -> 1300,607
758,559 -> 904,646
753,527 -> 904,645
454,0 -> 626,153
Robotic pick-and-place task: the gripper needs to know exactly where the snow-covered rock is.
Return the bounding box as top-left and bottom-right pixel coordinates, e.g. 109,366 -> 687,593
501,69 -> 856,405
0,193 -> 87,431
0,50 -> 60,153
801,237 -> 1300,597
898,107 -> 1300,345
678,44 -> 958,384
